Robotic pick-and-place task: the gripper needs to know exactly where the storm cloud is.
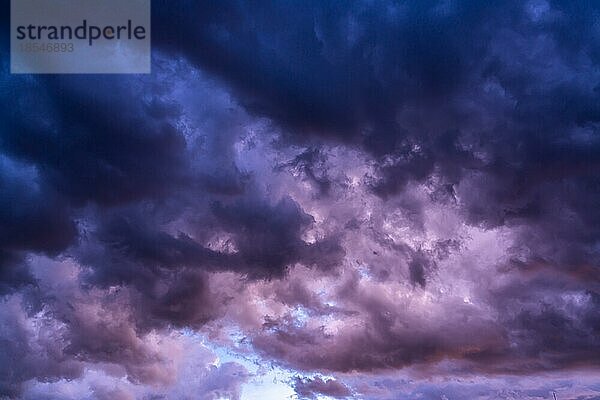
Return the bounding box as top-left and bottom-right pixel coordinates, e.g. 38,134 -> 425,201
1,0 -> 600,398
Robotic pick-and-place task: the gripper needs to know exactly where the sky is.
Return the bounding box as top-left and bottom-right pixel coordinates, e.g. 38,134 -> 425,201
1,1 -> 600,399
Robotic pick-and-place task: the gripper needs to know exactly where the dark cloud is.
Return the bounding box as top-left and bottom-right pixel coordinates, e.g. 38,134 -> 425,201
276,148 -> 333,197
152,0 -> 499,149
0,75 -> 188,207
1,0 -> 600,398
293,376 -> 351,399
0,156 -> 76,293
211,196 -> 344,277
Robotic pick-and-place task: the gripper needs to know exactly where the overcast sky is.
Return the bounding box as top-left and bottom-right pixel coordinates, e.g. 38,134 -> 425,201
1,1 -> 600,399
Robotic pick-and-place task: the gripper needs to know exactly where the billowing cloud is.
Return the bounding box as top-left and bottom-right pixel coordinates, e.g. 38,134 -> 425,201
293,376 -> 351,399
1,1 -> 600,399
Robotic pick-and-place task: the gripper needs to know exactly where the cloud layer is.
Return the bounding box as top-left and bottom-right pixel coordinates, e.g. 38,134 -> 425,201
1,1 -> 600,398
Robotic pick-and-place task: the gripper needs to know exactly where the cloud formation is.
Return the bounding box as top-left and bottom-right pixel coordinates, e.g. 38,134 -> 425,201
1,0 -> 600,398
